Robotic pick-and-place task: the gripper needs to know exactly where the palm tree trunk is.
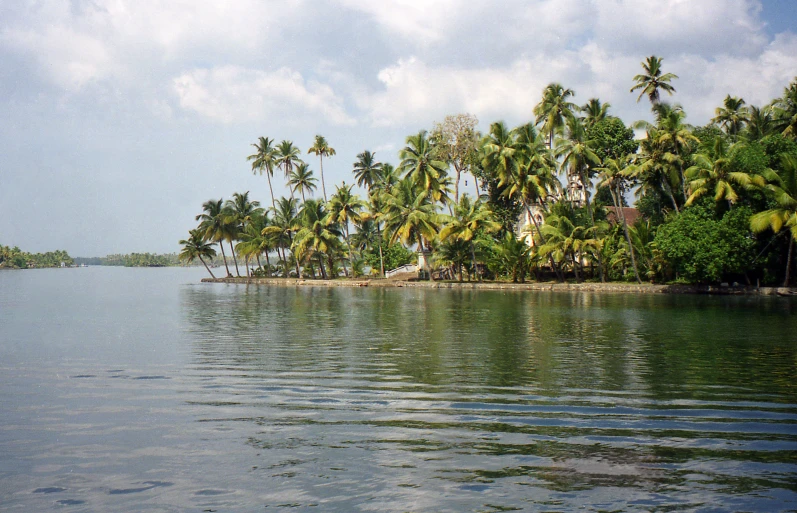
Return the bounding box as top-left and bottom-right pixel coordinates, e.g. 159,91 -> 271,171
317,253 -> 327,279
265,251 -> 272,277
662,178 -> 680,213
523,200 -> 563,282
579,168 -> 605,283
376,223 -> 385,276
229,240 -> 240,277
320,155 -> 327,202
470,242 -> 481,282
784,236 -> 794,287
218,242 -> 231,277
612,185 -> 642,284
266,172 -> 276,211
454,165 -> 461,204
198,256 -> 216,279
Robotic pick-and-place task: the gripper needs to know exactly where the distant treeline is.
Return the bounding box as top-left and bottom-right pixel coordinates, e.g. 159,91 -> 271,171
74,253 -> 180,267
0,244 -> 74,269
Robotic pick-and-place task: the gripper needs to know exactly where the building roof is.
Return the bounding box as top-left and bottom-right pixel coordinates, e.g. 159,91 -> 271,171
606,207 -> 641,227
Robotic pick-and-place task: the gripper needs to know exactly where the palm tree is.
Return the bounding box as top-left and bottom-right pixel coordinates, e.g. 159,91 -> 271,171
308,135 -> 336,202
247,136 -> 278,210
381,178 -> 441,276
236,211 -> 273,276
326,183 -> 366,269
581,98 -> 611,128
399,130 -> 449,205
289,163 -> 318,203
275,140 -> 303,199
439,194 -> 500,281
491,231 -> 532,283
224,192 -> 262,277
750,155 -> 797,286
596,157 -> 642,283
712,95 -> 750,139
195,199 -> 234,277
353,150 -> 383,193
179,229 -> 217,279
534,83 -> 577,148
630,55 -> 678,105
372,162 -> 399,197
294,199 -> 342,279
685,138 -> 765,207
263,196 -> 300,276
771,78 -> 797,138
746,105 -> 776,141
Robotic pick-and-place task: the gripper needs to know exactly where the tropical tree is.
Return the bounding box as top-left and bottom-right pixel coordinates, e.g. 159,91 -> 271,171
293,199 -> 342,279
630,55 -> 678,105
712,95 -> 749,139
746,105 -> 777,141
750,155 -> 797,286
439,194 -> 500,281
247,136 -> 278,209
195,198 -> 232,277
581,98 -> 611,128
263,196 -> 300,276
308,135 -> 336,202
353,150 -> 382,193
289,163 -> 318,203
236,211 -> 273,276
490,232 -> 532,283
326,183 -> 366,268
275,140 -> 304,198
399,130 -> 449,204
179,229 -> 217,279
685,138 -> 765,207
596,157 -> 642,283
381,178 -> 441,275
224,191 -> 262,277
430,113 -> 480,202
534,83 -> 577,148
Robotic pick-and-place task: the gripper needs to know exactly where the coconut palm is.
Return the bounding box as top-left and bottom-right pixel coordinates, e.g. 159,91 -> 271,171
399,130 -> 449,205
581,98 -> 611,128
236,211 -> 273,276
247,136 -> 278,209
289,163 -> 317,203
196,199 -> 233,277
263,196 -> 300,276
746,105 -> 777,141
596,157 -> 642,283
179,229 -> 217,279
712,95 -> 750,139
382,178 -> 441,269
294,199 -> 342,279
326,183 -> 366,268
481,121 -> 518,184
491,231 -> 532,283
630,55 -> 678,105
353,150 -> 382,193
275,140 -> 303,198
224,191 -> 262,277
308,135 -> 336,202
771,78 -> 797,138
750,155 -> 797,286
685,138 -> 765,207
439,194 -> 500,281
534,83 -> 577,148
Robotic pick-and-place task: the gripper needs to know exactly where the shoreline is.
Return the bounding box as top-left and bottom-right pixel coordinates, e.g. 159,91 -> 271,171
200,277 -> 796,296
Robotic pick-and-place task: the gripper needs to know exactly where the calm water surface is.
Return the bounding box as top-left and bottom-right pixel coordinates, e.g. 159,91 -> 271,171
1,267 -> 796,512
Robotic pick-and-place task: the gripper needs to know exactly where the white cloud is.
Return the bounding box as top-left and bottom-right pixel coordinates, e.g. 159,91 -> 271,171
336,0 -> 462,44
172,66 -> 355,126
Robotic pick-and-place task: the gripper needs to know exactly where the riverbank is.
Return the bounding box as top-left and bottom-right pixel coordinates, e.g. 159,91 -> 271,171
201,276 -> 796,296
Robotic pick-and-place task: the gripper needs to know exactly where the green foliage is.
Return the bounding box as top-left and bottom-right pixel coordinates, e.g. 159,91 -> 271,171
363,241 -> 414,272
654,202 -> 757,283
0,244 -> 74,269
587,117 -> 638,161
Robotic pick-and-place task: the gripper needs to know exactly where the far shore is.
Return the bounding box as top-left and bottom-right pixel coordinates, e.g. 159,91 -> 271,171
201,276 -> 796,296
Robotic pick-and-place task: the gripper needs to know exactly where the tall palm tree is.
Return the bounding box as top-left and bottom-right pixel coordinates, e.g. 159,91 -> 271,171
596,157 -> 642,283
399,130 -> 449,204
534,83 -> 577,148
308,135 -> 336,202
263,196 -> 300,276
439,194 -> 500,281
750,155 -> 797,286
289,163 -> 318,203
382,178 -> 441,276
179,229 -> 217,279
225,192 -> 262,277
326,183 -> 366,269
630,55 -> 678,105
685,138 -> 765,207
294,199 -> 342,279
236,211 -> 273,276
712,95 -> 750,139
372,162 -> 399,197
195,198 -> 232,277
746,105 -> 776,141
581,98 -> 611,128
771,78 -> 797,138
275,140 -> 303,199
247,136 -> 278,210
353,150 -> 383,193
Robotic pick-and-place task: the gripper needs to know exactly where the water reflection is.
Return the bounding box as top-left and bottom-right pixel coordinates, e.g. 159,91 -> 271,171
179,284 -> 797,511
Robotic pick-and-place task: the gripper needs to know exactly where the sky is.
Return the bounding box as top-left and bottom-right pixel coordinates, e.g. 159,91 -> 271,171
2,0 -> 796,257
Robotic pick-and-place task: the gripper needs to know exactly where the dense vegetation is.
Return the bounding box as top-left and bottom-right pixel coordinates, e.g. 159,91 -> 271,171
74,253 -> 180,267
0,244 -> 74,269
182,56 -> 797,286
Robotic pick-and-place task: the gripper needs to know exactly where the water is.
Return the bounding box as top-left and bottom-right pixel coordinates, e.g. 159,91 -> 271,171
1,267 -> 796,512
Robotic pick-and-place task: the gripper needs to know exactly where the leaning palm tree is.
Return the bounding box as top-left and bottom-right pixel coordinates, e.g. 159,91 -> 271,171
179,229 -> 217,279
288,163 -> 318,203
326,183 -> 366,268
438,194 -> 500,281
685,138 -> 765,207
275,140 -> 304,199
630,55 -> 678,105
195,198 -> 232,277
534,83 -> 577,148
353,150 -> 382,193
308,135 -> 336,202
712,95 -> 750,139
247,136 -> 278,210
750,154 -> 797,286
